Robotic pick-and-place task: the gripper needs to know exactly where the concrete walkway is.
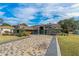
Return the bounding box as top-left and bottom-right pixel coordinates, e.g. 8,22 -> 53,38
45,36 -> 61,56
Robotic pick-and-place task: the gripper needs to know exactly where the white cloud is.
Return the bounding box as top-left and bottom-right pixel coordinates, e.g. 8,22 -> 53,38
8,3 -> 79,25
9,6 -> 40,25
40,18 -> 57,24
0,6 -> 6,9
3,17 -> 21,25
4,3 -> 79,26
13,7 -> 38,20
41,4 -> 69,19
71,4 -> 79,8
38,4 -> 71,24
4,17 -> 19,21
41,3 -> 79,23
0,11 -> 5,17
67,12 -> 79,17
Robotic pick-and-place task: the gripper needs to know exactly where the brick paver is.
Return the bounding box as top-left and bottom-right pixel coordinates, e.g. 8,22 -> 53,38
0,35 -> 52,56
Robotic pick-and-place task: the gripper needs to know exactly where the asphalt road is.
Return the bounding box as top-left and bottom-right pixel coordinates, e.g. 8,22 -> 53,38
45,36 -> 58,56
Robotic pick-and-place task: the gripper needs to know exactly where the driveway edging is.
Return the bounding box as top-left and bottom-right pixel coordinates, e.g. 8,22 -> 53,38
56,37 -> 61,56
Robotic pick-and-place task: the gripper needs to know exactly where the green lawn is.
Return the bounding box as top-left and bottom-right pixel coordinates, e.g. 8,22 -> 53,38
58,34 -> 79,56
0,35 -> 25,44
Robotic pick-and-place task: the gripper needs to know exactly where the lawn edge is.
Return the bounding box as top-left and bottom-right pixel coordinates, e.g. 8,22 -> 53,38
56,37 -> 61,56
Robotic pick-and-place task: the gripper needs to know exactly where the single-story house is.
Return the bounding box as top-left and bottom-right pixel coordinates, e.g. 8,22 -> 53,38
0,23 -> 61,35
13,24 -> 36,34
31,23 -> 61,35
0,26 -> 14,35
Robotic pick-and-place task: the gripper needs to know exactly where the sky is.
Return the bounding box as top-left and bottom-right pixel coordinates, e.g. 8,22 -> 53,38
0,3 -> 79,26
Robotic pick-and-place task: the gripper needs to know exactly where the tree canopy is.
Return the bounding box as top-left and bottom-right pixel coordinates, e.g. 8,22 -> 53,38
2,23 -> 11,26
0,18 -> 3,24
58,18 -> 77,34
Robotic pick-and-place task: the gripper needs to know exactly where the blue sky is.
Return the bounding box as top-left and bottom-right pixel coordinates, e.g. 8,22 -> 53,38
0,3 -> 79,26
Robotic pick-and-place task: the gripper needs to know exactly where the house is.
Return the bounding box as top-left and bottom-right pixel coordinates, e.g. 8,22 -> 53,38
31,23 -> 61,35
0,23 -> 60,35
0,23 -> 61,35
0,26 -> 14,35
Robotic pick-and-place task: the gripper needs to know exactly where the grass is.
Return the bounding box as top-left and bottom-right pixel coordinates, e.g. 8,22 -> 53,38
0,35 -> 25,44
58,34 -> 79,56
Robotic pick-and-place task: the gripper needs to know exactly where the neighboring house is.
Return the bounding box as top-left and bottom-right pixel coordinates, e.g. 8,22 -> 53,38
0,26 -> 14,34
14,24 -> 35,34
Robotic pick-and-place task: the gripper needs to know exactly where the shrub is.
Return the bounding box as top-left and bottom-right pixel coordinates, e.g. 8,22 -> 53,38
3,31 -> 10,35
21,31 -> 29,36
73,30 -> 79,35
58,33 -> 68,36
16,30 -> 31,37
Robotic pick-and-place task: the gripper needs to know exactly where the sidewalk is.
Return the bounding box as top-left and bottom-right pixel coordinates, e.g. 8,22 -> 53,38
45,36 -> 61,56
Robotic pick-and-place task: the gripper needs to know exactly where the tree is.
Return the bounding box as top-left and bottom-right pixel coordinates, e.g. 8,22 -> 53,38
2,23 -> 11,26
73,20 -> 79,35
20,23 -> 27,26
75,20 -> 79,29
58,18 -> 77,34
0,18 -> 3,25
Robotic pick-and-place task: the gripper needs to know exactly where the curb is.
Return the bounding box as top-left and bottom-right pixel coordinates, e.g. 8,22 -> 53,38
56,37 -> 61,56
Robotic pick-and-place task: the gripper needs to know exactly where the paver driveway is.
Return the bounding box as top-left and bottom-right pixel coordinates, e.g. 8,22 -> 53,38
0,35 -> 52,56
